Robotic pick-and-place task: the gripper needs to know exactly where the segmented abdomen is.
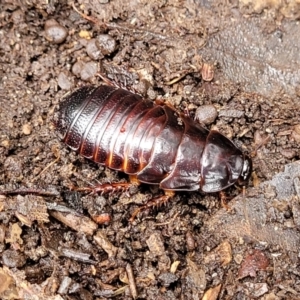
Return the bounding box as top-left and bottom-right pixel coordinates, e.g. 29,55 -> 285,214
55,85 -> 208,190
54,85 -> 249,192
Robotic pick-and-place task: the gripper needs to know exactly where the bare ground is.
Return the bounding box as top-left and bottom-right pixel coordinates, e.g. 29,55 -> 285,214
0,1 -> 300,299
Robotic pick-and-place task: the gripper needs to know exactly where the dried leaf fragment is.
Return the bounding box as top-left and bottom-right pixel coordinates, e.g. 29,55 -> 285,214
0,268 -> 14,294
238,249 -> 269,279
243,282 -> 269,298
146,232 -> 170,271
170,261 -> 180,273
146,232 -> 165,257
186,257 -> 206,291
204,241 -> 232,266
202,284 -> 222,300
5,223 -> 23,245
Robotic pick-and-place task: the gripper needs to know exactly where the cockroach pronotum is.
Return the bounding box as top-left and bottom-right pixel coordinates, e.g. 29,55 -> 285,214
53,84 -> 252,219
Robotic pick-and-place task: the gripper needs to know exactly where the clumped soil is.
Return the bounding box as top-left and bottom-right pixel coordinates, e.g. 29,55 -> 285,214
0,1 -> 300,299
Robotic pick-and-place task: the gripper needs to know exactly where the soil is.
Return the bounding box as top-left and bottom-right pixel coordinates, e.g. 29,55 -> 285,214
0,1 -> 300,299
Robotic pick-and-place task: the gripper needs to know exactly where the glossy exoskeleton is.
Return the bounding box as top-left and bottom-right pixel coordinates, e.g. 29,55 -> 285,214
54,85 -> 251,194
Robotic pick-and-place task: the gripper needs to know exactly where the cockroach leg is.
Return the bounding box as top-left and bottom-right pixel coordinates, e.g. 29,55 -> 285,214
72,182 -> 136,195
72,3 -> 99,25
96,73 -> 139,94
251,133 -> 271,157
182,107 -> 191,118
72,176 -> 140,195
129,175 -> 141,186
96,73 -> 117,87
129,191 -> 175,222
219,191 -> 230,210
220,185 -> 247,210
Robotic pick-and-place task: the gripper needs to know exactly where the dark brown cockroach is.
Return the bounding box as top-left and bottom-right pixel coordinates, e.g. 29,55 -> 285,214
53,85 -> 251,216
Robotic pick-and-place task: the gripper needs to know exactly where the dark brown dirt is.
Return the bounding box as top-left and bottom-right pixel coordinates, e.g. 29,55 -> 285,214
0,1 -> 300,299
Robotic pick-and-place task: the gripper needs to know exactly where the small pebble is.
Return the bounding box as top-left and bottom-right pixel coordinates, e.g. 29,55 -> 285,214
79,30 -> 92,39
72,61 -> 85,77
79,61 -> 98,81
4,156 -> 23,177
96,34 -> 117,56
12,9 -> 24,25
158,272 -> 178,287
44,19 -> 68,44
147,87 -> 157,100
57,71 -> 73,90
133,79 -> 151,96
280,148 -> 296,159
86,39 -> 102,60
195,105 -> 218,125
1,140 -> 10,148
2,249 -> 26,268
22,123 -> 32,135
186,231 -> 196,251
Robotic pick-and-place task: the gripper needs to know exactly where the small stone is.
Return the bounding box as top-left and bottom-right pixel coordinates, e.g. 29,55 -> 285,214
72,61 -> 85,77
58,276 -> 72,294
96,34 -> 117,56
2,249 -> 26,268
86,39 -> 102,60
12,9 -> 24,25
158,272 -> 178,287
186,231 -> 196,252
22,123 -> 32,135
80,61 -> 98,81
79,30 -> 92,39
44,19 -> 68,44
57,71 -> 73,90
195,105 -> 218,125
244,282 -> 269,298
1,140 -> 10,148
280,148 -> 296,159
4,156 -> 23,178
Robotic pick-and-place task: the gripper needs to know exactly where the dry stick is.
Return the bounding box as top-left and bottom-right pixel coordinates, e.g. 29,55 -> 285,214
0,186 -> 60,197
126,263 -> 138,299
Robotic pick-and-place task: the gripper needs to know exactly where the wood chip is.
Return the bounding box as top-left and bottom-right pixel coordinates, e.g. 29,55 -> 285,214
93,230 -> 118,257
50,211 -> 97,235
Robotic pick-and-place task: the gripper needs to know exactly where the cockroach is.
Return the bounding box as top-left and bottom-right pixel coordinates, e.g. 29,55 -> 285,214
53,85 -> 252,218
